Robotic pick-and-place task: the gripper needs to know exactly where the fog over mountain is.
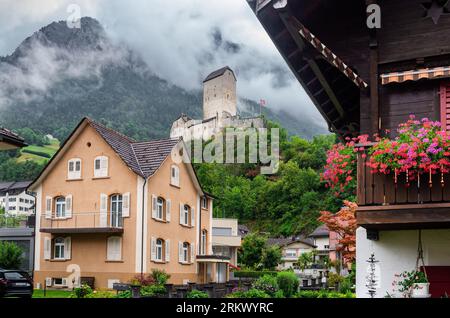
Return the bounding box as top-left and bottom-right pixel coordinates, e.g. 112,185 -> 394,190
0,17 -> 328,141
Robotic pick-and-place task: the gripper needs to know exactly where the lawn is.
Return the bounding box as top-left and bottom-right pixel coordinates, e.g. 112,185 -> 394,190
17,139 -> 60,164
32,289 -> 72,298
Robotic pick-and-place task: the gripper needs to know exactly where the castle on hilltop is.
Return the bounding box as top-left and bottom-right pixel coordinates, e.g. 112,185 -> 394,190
170,66 -> 265,141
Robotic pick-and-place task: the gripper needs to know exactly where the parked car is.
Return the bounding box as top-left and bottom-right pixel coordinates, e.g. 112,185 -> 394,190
0,268 -> 33,298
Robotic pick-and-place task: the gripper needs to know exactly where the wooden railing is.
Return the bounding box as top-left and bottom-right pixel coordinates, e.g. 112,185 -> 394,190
357,150 -> 450,206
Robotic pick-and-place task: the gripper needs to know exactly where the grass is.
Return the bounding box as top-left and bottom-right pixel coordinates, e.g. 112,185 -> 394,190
17,139 -> 60,164
32,289 -> 72,298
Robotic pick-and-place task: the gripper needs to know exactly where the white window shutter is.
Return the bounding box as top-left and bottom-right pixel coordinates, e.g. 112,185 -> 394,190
151,237 -> 156,261
165,239 -> 170,262
190,243 -> 195,263
166,199 -> 171,222
151,195 -> 157,219
191,207 -> 195,228
45,196 -> 52,219
45,277 -> 52,287
75,160 -> 81,179
175,167 -> 180,186
100,194 -> 108,227
64,237 -> 71,260
62,278 -> 68,287
178,241 -> 183,263
107,237 -> 113,260
101,157 -> 108,177
65,195 -> 72,218
44,237 -> 51,260
107,237 -> 122,261
179,203 -> 184,225
122,192 -> 130,217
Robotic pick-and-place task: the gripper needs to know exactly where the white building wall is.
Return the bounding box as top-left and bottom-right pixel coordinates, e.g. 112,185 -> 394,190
314,237 -> 330,251
0,191 -> 35,215
356,227 -> 450,298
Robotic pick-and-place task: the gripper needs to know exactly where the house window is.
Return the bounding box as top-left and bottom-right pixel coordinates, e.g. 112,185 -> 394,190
55,197 -> 66,218
156,239 -> 164,261
201,230 -> 207,255
285,249 -> 297,258
182,242 -> 190,263
183,205 -> 190,226
68,158 -> 81,179
107,236 -> 122,261
110,194 -> 123,228
324,245 -> 330,250
156,197 -> 164,220
54,237 -> 65,260
201,197 -> 208,209
171,165 -> 180,187
94,156 -> 109,178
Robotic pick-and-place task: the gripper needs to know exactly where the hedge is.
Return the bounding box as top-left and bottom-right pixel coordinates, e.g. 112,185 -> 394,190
233,271 -> 278,278
22,149 -> 52,158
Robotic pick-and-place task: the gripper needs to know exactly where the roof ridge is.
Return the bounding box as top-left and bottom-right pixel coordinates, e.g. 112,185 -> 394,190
85,117 -> 136,143
131,137 -> 181,145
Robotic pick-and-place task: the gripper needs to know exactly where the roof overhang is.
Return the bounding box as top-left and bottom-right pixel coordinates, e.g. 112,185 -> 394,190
248,0 -> 367,137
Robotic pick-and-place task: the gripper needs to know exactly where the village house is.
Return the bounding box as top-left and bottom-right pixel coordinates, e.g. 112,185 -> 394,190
249,0 -> 450,298
29,117 -> 230,290
0,181 -> 35,216
211,218 -> 242,274
0,127 -> 26,150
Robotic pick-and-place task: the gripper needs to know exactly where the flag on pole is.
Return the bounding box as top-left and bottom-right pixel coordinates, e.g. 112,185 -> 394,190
259,99 -> 266,116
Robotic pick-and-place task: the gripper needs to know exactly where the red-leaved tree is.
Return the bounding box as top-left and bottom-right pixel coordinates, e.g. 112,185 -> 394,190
319,201 -> 357,265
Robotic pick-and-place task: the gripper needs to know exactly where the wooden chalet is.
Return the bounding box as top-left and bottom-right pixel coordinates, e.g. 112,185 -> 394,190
249,0 -> 450,297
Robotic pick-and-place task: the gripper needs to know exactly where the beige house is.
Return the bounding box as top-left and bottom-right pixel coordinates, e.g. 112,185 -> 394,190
30,118 -> 229,289
211,218 -> 241,273
268,237 -> 316,270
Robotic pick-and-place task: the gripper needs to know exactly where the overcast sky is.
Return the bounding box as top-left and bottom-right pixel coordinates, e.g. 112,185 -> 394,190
0,0 -> 326,126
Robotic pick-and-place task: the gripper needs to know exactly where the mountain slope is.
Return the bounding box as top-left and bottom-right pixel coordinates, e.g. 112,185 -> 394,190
0,17 -> 327,142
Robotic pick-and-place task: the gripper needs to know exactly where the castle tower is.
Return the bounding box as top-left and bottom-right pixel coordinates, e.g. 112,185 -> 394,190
203,66 -> 237,120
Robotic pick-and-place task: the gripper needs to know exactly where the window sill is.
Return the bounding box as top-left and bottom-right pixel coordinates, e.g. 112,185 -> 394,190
105,260 -> 124,263
49,259 -> 70,262
179,261 -> 192,266
92,176 -> 110,180
152,218 -> 168,223
180,224 -> 194,229
151,260 -> 167,264
66,178 -> 83,182
170,184 -> 180,189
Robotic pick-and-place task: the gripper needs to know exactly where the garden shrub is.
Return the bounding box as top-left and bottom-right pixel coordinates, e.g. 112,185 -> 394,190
140,284 -> 167,297
151,269 -> 171,285
233,271 -> 277,279
0,241 -> 23,269
73,284 -> 93,298
226,288 -> 270,298
295,290 -> 355,298
187,290 -> 209,298
130,273 -> 155,286
252,274 -> 279,296
276,271 -> 299,297
115,290 -> 132,298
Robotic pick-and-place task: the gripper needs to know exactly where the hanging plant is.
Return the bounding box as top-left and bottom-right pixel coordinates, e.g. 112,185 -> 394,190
368,115 -> 450,175
322,135 -> 369,196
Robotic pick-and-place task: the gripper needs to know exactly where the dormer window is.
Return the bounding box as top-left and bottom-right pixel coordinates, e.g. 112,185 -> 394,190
68,158 -> 81,180
94,156 -> 109,178
171,165 -> 180,187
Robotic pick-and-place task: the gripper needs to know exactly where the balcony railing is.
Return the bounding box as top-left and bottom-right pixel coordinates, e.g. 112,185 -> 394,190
40,212 -> 124,234
357,150 -> 450,206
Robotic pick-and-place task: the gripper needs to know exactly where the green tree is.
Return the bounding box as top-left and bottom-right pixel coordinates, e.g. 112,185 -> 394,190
261,245 -> 282,270
297,251 -> 315,271
0,241 -> 23,269
239,233 -> 266,269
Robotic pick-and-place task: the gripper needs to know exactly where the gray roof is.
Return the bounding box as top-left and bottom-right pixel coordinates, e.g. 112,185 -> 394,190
309,224 -> 329,237
86,119 -> 181,178
267,236 -> 316,248
203,66 -> 236,82
0,181 -> 32,194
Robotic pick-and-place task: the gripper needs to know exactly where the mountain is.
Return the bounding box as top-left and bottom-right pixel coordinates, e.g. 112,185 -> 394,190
0,17 -> 327,142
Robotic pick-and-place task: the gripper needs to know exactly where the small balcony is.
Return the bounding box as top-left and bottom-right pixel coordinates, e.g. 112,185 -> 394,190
356,149 -> 450,232
39,212 -> 124,234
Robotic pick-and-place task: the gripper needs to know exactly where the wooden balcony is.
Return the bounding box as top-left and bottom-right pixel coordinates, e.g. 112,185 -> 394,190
356,149 -> 450,232
39,212 -> 124,234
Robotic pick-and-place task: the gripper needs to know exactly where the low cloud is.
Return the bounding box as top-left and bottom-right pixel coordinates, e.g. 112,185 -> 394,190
0,0 -> 326,128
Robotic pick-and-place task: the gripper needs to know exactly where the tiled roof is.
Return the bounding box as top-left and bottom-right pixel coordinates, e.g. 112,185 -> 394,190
132,139 -> 180,177
0,127 -> 26,147
267,236 -> 316,248
309,224 -> 329,237
0,181 -> 32,194
203,66 -> 235,82
86,118 -> 181,178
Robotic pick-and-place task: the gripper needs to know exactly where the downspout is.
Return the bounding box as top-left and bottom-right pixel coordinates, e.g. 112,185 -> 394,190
140,178 -> 148,277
